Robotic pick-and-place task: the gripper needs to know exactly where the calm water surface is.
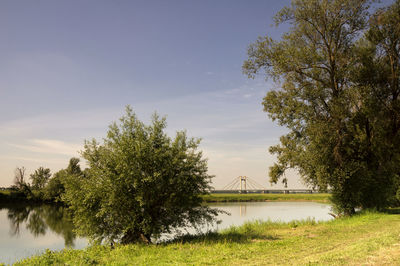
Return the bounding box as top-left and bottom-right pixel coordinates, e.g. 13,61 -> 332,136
0,204 -> 87,265
0,201 -> 332,264
209,201 -> 332,231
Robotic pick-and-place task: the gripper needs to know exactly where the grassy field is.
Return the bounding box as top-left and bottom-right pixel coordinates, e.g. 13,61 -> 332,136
1,191 -> 331,204
15,211 -> 400,265
0,190 -> 27,203
0,190 -> 12,196
202,193 -> 331,203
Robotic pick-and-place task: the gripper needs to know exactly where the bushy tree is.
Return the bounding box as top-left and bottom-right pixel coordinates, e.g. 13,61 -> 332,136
44,170 -> 66,202
66,157 -> 82,176
63,107 -> 218,244
30,167 -> 51,190
44,158 -> 83,202
243,0 -> 400,214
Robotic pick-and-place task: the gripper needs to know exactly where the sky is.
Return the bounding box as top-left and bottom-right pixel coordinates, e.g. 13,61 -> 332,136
1,0 -> 390,189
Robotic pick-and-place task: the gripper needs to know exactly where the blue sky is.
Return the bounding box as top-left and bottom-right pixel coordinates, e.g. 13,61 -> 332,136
2,0 -> 388,188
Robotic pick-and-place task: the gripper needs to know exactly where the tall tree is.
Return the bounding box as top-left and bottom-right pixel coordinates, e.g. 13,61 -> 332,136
44,158 -> 83,202
66,157 -> 82,176
13,166 -> 27,190
63,106 -> 218,244
30,167 -> 51,190
13,166 -> 33,197
242,0 -> 398,214
352,0 -> 400,207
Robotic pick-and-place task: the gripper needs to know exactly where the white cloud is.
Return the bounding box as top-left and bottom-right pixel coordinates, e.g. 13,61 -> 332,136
0,155 -> 68,165
0,107 -> 119,137
0,78 -> 303,188
8,139 -> 82,156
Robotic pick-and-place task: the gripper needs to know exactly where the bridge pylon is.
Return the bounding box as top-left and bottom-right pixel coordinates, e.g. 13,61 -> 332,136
222,176 -> 265,193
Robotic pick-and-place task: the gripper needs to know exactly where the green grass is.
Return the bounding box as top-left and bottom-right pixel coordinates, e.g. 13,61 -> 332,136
1,191 -> 330,204
202,193 -> 331,203
0,189 -> 46,204
0,190 -> 27,203
0,190 -> 12,196
16,211 -> 400,265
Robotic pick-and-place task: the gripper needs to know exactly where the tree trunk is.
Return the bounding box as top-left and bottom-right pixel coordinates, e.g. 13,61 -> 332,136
121,229 -> 152,244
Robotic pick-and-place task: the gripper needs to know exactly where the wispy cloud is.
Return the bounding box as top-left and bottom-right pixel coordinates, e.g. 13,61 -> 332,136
0,79 -> 294,188
8,139 -> 82,156
0,155 -> 69,165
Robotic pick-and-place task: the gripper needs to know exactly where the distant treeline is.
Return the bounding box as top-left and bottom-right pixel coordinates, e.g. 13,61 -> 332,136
2,157 -> 84,204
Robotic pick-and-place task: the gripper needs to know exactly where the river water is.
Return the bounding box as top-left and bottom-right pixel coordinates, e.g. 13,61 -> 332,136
0,201 -> 332,264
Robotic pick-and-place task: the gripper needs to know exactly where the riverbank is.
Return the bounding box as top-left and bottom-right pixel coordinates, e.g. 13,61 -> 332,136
1,191 -> 331,204
0,190 -> 51,204
202,193 -> 331,203
0,190 -> 28,203
16,211 -> 400,265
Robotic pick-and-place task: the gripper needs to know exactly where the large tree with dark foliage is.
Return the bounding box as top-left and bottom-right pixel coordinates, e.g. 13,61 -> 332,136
243,0 -> 400,214
63,106 -> 218,244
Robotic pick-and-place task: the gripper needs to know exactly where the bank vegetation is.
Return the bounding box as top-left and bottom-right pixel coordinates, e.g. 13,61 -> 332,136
16,211 -> 400,265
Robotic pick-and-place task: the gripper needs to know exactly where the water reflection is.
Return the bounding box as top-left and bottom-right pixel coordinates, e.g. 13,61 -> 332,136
239,204 -> 246,216
0,201 -> 332,264
2,203 -> 77,247
209,201 -> 332,230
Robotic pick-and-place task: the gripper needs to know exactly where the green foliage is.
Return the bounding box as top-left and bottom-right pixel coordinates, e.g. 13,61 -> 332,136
62,106 -> 218,244
13,167 -> 27,189
12,167 -> 32,198
243,0 -> 400,214
44,170 -> 67,202
1,159 -> 83,203
0,190 -> 27,202
66,157 -> 82,175
44,158 -> 83,202
354,0 -> 400,209
30,167 -> 51,191
16,212 -> 400,265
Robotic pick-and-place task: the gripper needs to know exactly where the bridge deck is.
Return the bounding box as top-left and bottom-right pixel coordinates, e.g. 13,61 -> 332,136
211,189 -> 320,194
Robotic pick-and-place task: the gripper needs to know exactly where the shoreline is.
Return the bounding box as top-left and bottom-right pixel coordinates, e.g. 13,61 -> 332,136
1,190 -> 331,205
16,211 -> 400,265
202,193 -> 331,203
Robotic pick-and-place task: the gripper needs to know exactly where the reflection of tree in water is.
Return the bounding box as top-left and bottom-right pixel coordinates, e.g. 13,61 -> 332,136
26,209 -> 47,236
41,205 -> 76,246
2,204 -> 77,247
6,204 -> 31,236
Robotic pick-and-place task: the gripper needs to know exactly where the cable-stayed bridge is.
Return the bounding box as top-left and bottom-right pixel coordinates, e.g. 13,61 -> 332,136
222,176 -> 265,191
211,176 -> 316,194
